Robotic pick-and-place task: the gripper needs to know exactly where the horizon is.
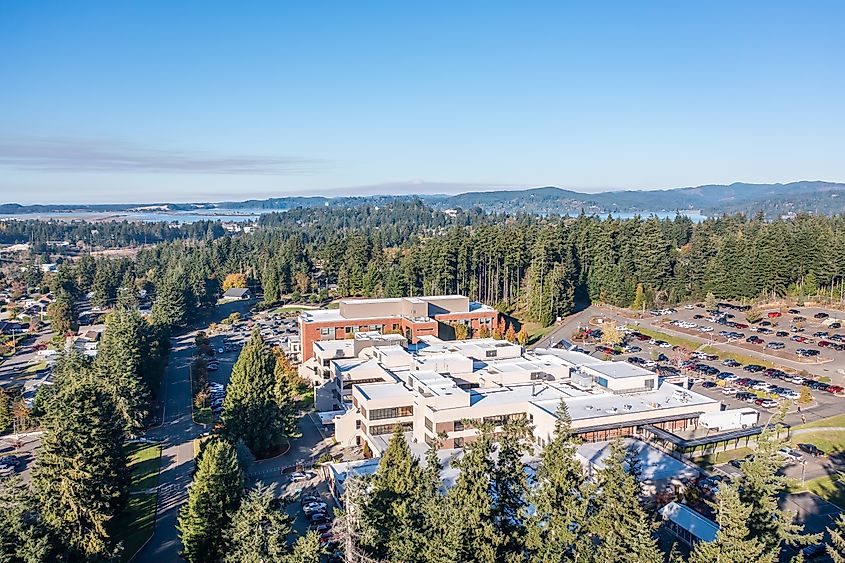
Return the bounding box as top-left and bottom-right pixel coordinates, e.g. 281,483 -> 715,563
2,1 -> 843,204
2,178 -> 841,207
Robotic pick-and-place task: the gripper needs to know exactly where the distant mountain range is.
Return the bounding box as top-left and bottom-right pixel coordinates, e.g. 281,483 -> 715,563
2,181 -> 845,218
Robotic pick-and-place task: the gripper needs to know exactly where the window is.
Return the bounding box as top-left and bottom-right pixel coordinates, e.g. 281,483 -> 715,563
392,323 -> 400,331
645,378 -> 655,390
320,328 -> 332,336
355,420 -> 361,429
424,434 -> 437,447
483,413 -> 526,426
344,326 -> 354,334
369,406 -> 413,420
369,422 -> 413,436
425,417 -> 433,431
343,377 -> 386,390
453,437 -> 464,448
369,324 -> 382,332
453,419 -> 465,431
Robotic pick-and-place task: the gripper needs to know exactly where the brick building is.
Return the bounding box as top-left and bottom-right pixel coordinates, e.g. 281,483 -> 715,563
297,295 -> 498,361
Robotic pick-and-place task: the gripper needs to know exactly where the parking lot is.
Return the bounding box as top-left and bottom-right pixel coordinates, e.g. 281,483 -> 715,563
654,303 -> 845,380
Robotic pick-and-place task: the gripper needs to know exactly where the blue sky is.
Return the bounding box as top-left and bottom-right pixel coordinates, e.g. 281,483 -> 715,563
1,1 -> 843,203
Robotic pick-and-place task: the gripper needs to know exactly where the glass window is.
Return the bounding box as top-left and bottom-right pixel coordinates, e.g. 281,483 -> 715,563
369,406 -> 414,420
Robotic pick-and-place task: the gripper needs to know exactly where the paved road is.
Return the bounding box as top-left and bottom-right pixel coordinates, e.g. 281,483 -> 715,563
134,331 -> 200,563
134,300 -> 330,562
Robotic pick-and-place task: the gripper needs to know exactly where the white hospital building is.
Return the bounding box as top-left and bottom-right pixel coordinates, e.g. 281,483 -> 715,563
300,332 -> 724,456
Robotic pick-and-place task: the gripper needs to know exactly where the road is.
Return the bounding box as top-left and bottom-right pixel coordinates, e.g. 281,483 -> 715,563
134,300 -> 331,562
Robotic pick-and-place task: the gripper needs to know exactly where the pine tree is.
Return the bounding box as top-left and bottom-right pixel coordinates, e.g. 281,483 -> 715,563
586,440 -> 662,563
284,532 -> 323,563
828,514 -> 845,563
491,417 -> 532,560
272,348 -> 299,437
47,289 -> 78,335
527,401 -> 591,561
151,272 -> 187,327
178,438 -> 243,563
360,427 -> 427,561
224,484 -> 291,563
94,309 -> 152,433
739,423 -> 820,551
0,389 -> 11,433
0,477 -> 54,562
32,378 -> 129,559
445,425 -> 504,563
222,330 -> 286,456
705,291 -> 717,311
689,484 -> 776,563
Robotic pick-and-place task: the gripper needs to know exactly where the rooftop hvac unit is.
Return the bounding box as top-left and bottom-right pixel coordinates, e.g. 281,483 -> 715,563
623,404 -> 633,411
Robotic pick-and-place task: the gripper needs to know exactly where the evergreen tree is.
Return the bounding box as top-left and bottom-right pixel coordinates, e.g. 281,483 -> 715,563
689,484 -> 776,563
445,425 -> 504,563
284,532 -> 323,563
32,378 -> 129,559
0,477 -> 54,562
491,417 -> 532,560
221,330 -> 285,455
0,389 -> 11,433
47,290 -> 78,336
527,401 -> 591,561
151,272 -> 187,327
739,423 -> 820,551
178,438 -> 243,563
586,440 -> 662,563
272,348 -> 299,437
360,427 -> 427,561
828,514 -> 845,563
94,309 -> 152,432
224,484 -> 291,563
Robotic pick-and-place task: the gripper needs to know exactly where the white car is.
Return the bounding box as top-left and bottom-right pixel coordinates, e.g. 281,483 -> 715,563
684,304 -> 694,309
752,383 -> 772,391
698,326 -> 713,333
659,342 -> 673,348
777,447 -> 803,463
722,387 -> 738,395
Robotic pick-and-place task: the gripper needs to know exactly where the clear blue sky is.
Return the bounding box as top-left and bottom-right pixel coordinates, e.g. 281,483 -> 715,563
1,1 -> 843,203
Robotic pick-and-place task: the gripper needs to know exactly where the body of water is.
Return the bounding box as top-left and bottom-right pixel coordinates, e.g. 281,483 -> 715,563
1,208 -> 271,223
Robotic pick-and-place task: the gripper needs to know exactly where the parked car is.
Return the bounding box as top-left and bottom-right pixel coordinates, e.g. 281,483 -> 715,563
797,443 -> 825,457
722,359 -> 742,367
801,543 -> 827,560
777,447 -> 803,462
701,381 -> 717,389
814,312 -> 830,319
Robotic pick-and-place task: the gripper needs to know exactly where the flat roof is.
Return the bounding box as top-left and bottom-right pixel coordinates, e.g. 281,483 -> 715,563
357,382 -> 413,401
532,383 -> 716,423
582,361 -> 655,379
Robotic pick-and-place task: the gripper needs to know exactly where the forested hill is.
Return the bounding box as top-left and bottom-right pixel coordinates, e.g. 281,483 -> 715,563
428,181 -> 845,216
3,180 -> 845,217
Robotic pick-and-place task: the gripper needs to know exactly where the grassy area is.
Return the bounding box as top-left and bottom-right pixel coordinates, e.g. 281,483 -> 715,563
796,413 -> 845,430
790,430 -> 845,455
627,325 -> 779,369
111,443 -> 161,561
23,360 -> 47,374
691,447 -> 754,468
194,407 -> 212,425
523,321 -> 558,345
791,473 -> 845,509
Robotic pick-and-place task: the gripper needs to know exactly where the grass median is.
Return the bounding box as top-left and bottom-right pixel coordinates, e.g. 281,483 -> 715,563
111,442 -> 162,561
790,474 -> 845,510
626,325 -> 780,369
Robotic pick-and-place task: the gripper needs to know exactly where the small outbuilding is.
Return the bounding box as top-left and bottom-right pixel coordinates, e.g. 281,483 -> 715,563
222,288 -> 252,301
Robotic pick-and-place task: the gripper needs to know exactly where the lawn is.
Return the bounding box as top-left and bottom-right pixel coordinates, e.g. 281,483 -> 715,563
796,413 -> 845,430
23,360 -> 48,374
194,406 -> 212,425
790,431 -> 845,455
691,447 -> 754,469
791,473 -> 845,510
111,442 -> 161,561
523,321 -> 558,345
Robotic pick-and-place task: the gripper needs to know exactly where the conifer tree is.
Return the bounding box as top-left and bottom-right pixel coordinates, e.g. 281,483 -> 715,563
0,477 -> 54,562
284,532 -> 323,563
445,425 -> 504,563
828,514 -> 845,563
272,347 -> 299,437
47,289 -> 78,335
491,417 -> 532,559
739,423 -> 820,551
178,438 -> 243,563
527,401 -> 591,561
689,484 -> 776,563
32,378 -> 129,559
360,426 -> 427,561
222,330 -> 285,455
586,440 -> 662,563
151,272 -> 187,327
94,309 -> 152,432
224,484 -> 291,563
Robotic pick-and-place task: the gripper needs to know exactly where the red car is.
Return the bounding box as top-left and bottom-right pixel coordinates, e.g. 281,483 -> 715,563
818,340 -> 832,348
826,385 -> 844,394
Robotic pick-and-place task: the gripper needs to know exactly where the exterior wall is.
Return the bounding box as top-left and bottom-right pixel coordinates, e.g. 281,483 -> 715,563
300,316 -> 440,360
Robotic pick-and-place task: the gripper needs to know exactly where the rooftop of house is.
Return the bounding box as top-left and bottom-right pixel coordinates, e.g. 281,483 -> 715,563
223,287 -> 250,297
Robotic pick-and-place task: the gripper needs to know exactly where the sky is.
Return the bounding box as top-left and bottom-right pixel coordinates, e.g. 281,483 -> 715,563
1,1 -> 843,204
